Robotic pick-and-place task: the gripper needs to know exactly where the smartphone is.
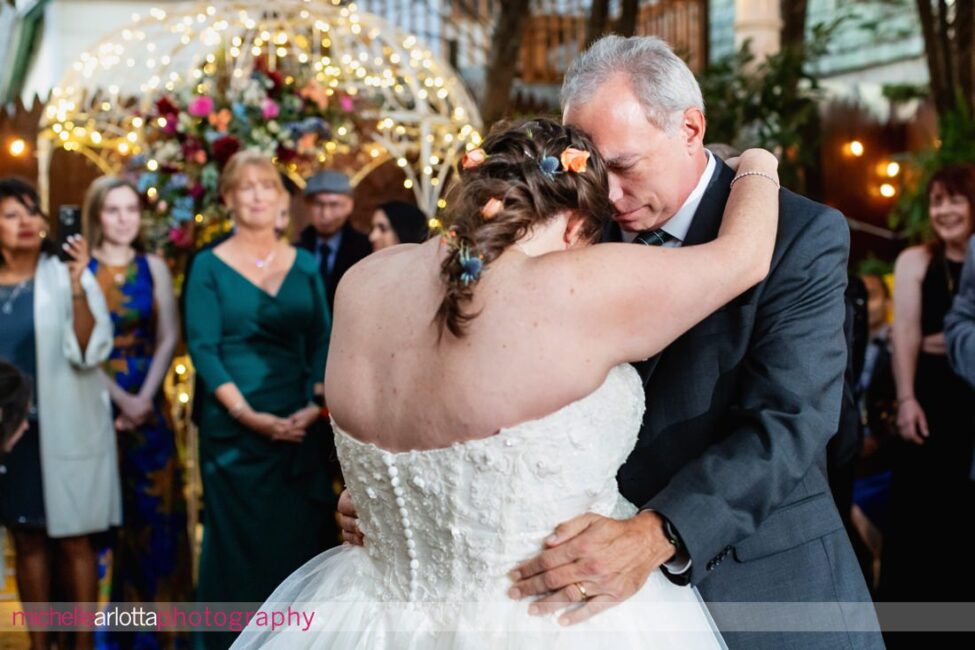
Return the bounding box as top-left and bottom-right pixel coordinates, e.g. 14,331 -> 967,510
57,205 -> 82,261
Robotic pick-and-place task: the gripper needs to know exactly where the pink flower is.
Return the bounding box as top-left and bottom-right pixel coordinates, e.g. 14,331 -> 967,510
462,148 -> 486,170
188,96 -> 214,118
339,95 -> 354,112
168,225 -> 193,249
262,99 -> 280,119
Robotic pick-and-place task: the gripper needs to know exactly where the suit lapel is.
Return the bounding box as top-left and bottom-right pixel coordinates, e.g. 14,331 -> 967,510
683,158 -> 734,247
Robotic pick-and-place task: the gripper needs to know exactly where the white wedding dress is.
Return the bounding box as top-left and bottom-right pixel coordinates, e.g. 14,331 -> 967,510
232,364 -> 725,648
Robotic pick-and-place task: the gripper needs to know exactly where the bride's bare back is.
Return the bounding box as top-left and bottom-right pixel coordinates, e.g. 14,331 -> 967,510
326,237 -> 622,452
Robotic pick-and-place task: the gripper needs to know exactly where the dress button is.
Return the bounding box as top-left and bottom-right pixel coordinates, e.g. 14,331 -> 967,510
404,529 -> 414,539
393,486 -> 405,497
388,466 -> 399,477
396,497 -> 406,507
406,539 -> 416,549
410,559 -> 420,570
407,548 -> 417,559
390,476 -> 401,488
399,507 -> 409,518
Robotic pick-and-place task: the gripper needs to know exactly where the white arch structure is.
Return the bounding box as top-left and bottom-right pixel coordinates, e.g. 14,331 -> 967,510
38,0 -> 484,214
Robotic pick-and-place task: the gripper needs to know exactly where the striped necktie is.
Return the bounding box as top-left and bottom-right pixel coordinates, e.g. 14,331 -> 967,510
634,228 -> 674,246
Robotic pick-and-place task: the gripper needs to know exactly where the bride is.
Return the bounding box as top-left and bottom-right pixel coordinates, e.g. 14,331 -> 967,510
232,118 -> 778,648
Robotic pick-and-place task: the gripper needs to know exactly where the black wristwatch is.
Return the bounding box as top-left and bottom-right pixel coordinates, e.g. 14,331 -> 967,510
661,517 -> 686,554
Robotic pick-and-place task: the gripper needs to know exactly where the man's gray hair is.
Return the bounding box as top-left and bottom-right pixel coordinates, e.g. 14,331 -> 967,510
561,35 -> 704,134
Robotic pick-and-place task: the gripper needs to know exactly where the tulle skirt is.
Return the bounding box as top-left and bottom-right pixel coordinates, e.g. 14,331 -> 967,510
231,544 -> 726,649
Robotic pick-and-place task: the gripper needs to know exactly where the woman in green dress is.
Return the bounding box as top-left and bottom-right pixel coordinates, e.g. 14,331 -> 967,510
185,151 -> 332,649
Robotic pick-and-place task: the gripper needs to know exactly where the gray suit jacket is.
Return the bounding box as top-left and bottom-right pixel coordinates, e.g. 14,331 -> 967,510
945,237 -> 975,388
614,160 -> 881,648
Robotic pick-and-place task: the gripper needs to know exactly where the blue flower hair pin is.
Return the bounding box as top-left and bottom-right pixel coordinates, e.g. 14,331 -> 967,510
458,243 -> 484,286
539,155 -> 561,180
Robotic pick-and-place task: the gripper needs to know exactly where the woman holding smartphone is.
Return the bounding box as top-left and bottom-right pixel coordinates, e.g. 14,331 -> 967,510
0,177 -> 120,650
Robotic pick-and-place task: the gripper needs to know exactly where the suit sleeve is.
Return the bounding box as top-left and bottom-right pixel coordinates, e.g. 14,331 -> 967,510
946,239 -> 975,388
185,255 -> 233,393
646,207 -> 850,586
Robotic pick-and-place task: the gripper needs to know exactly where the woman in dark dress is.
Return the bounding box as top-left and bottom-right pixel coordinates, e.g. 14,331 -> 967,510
883,164 -> 975,611
184,152 -> 332,649
85,176 -> 192,649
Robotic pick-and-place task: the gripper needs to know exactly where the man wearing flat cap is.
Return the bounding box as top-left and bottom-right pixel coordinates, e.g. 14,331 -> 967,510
297,170 -> 372,310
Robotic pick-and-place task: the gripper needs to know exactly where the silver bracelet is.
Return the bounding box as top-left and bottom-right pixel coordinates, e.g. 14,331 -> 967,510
730,171 -> 780,189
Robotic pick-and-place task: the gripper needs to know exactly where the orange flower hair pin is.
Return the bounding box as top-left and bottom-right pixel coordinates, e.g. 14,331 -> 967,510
560,148 -> 590,173
481,198 -> 503,220
462,148 -> 487,170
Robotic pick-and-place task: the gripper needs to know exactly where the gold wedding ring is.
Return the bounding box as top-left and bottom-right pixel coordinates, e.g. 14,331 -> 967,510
575,582 -> 589,600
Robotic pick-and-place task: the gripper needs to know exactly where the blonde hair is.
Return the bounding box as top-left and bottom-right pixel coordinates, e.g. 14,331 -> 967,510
82,176 -> 145,251
220,150 -> 286,198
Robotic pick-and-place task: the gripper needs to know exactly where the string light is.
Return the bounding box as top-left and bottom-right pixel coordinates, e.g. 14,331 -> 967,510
8,138 -> 27,157
41,2 -> 482,217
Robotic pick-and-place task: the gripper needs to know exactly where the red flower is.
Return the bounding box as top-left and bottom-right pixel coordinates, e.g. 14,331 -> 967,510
188,184 -> 206,200
275,144 -> 297,163
155,96 -> 179,117
212,136 -> 241,166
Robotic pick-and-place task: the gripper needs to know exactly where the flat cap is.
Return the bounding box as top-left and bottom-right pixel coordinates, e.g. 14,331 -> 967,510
304,170 -> 353,196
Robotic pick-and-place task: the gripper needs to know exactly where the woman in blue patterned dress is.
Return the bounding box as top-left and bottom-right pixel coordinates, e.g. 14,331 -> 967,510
85,176 -> 192,649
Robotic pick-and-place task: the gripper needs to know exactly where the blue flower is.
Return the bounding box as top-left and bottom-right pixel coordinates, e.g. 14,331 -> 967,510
232,102 -> 248,120
137,172 -> 159,193
166,173 -> 189,190
203,129 -> 221,144
539,156 -> 561,179
458,245 -> 484,285
171,207 -> 193,223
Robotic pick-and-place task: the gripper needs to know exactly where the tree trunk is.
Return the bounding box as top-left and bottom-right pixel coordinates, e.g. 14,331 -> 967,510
480,0 -> 532,125
780,0 -> 807,52
937,0 -> 956,99
957,0 -> 974,116
779,0 -> 808,102
618,0 -> 640,38
585,0 -> 610,47
917,0 -> 951,114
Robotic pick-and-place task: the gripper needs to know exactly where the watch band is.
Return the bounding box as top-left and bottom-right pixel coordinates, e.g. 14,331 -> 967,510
662,518 -> 685,553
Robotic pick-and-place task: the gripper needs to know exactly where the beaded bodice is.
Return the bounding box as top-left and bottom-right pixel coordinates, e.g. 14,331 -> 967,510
333,363 -> 645,602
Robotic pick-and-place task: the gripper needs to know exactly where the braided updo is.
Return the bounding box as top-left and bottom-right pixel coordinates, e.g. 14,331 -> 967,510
435,118 -> 612,338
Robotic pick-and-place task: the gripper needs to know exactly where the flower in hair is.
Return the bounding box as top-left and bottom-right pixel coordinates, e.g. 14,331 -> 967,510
462,148 -> 487,170
539,155 -> 561,180
560,147 -> 590,173
481,197 -> 503,220
458,244 -> 484,285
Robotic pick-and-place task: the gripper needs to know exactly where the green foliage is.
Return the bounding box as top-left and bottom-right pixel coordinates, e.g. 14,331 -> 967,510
857,253 -> 894,277
882,83 -> 929,104
699,20 -> 839,192
890,106 -> 975,240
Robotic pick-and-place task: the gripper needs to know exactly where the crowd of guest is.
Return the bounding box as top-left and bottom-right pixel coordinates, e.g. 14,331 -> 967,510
818,163 -> 975,648
0,152 -> 414,649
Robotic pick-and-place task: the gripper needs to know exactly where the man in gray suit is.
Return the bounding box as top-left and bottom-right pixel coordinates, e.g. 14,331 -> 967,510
510,36 -> 883,649
946,237 -> 975,388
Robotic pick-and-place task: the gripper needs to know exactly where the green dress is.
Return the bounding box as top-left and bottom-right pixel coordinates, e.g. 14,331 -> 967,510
185,248 -> 332,648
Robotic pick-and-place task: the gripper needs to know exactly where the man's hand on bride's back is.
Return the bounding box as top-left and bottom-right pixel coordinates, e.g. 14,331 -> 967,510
338,489 -> 364,546
507,511 -> 676,625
